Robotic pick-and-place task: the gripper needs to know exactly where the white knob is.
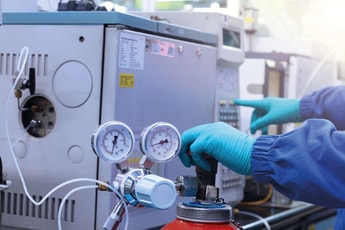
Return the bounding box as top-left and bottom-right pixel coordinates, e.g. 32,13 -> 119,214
135,174 -> 177,210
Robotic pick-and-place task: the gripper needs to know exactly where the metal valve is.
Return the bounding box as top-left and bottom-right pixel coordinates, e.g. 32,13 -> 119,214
111,168 -> 177,209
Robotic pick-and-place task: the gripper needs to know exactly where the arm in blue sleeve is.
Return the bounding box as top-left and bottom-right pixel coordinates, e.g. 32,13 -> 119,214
251,119 -> 345,208
300,85 -> 345,129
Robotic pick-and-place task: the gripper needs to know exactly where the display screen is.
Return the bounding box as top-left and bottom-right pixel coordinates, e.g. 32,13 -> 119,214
223,29 -> 240,48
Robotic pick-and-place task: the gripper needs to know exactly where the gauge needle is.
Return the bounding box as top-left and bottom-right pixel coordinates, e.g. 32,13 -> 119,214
112,135 -> 118,153
152,139 -> 169,146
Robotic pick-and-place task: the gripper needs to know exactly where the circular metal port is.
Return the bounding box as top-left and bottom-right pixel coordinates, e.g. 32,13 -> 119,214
21,95 -> 56,138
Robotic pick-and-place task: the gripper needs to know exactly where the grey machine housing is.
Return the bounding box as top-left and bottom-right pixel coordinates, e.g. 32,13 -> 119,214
0,11 -> 244,229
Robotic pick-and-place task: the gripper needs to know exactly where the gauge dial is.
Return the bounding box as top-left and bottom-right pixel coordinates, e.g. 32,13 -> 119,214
140,122 -> 181,163
92,121 -> 135,163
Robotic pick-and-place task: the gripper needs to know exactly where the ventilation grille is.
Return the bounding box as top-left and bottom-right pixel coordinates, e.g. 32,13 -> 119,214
0,52 -> 48,77
2,191 -> 76,223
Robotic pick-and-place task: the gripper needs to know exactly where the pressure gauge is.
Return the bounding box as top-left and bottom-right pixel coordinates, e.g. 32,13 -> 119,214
140,122 -> 181,163
91,121 -> 135,163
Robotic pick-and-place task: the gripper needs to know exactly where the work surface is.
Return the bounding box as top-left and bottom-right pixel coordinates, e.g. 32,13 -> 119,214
235,201 -> 337,230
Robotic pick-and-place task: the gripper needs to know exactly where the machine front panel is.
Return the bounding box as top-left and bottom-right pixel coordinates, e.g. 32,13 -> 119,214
0,24 -> 104,230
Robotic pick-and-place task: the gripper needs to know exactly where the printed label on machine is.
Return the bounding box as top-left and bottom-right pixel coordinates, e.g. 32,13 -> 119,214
118,32 -> 145,70
145,39 -> 175,57
119,73 -> 135,88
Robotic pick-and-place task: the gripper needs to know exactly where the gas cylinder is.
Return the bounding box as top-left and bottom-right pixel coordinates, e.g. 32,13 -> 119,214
162,201 -> 242,230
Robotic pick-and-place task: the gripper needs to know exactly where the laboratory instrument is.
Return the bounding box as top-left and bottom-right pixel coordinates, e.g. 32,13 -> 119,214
95,121 -> 179,211
92,121 -> 184,230
140,122 -> 181,163
96,121 -> 243,229
134,11 -> 246,206
92,121 -> 135,164
4,8 -> 333,230
0,11 -> 244,229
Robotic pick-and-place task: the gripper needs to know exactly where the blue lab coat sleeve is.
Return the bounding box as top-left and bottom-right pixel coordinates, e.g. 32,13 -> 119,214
299,85 -> 345,129
251,119 -> 345,207
251,85 -> 345,229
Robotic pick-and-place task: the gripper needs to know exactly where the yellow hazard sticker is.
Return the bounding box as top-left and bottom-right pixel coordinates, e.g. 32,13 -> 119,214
119,73 -> 134,88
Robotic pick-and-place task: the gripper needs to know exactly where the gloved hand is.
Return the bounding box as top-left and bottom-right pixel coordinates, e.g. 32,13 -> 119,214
234,97 -> 302,134
178,122 -> 256,175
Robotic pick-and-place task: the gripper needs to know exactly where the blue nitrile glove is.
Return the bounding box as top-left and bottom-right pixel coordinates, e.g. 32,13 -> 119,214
234,97 -> 302,134
178,122 -> 256,175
